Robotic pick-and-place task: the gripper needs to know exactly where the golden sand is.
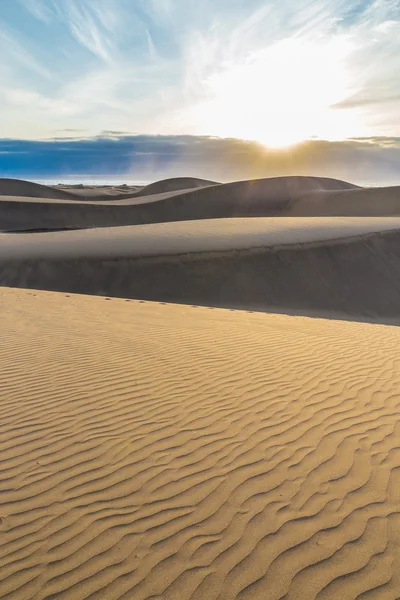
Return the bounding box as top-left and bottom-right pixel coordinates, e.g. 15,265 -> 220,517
1,287 -> 400,599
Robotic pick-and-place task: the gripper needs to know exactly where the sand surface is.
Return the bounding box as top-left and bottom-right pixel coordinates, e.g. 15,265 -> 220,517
2,173 -> 400,599
1,286 -> 400,599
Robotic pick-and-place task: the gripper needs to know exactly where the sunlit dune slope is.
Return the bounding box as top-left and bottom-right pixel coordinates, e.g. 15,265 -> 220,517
1,286 -> 400,599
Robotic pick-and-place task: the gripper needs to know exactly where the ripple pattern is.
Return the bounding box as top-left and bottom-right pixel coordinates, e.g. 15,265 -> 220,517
1,287 -> 400,600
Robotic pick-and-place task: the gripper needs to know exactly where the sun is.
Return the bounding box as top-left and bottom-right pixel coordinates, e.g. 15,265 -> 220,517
189,37 -> 356,148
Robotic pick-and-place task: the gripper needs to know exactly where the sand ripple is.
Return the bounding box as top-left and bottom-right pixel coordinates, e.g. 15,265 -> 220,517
1,288 -> 400,599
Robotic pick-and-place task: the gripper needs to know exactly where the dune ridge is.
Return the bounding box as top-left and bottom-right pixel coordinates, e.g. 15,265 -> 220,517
1,286 -> 400,599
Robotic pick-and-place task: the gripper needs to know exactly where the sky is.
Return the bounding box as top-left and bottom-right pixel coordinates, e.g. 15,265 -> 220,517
0,0 -> 400,183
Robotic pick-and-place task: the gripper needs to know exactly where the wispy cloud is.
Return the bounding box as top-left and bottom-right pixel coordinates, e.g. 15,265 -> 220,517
0,0 -> 399,143
17,0 -> 54,23
57,0 -> 119,63
0,24 -> 52,79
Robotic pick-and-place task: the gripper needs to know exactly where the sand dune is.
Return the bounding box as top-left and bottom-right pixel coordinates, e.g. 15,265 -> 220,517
0,176 -> 369,232
1,218 -> 400,322
0,178 -> 78,200
1,217 -> 400,260
2,172 -> 400,598
134,176 -> 218,197
61,185 -> 142,200
0,176 -> 215,204
1,176 -> 400,321
1,286 -> 400,599
290,186 -> 400,217
59,177 -> 217,201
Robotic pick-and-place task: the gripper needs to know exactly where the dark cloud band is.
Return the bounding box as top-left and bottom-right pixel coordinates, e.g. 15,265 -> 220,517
1,134 -> 399,185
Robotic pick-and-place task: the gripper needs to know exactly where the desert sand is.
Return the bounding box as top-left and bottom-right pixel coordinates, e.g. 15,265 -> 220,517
1,175 -> 400,599
1,176 -> 400,322
1,287 -> 400,599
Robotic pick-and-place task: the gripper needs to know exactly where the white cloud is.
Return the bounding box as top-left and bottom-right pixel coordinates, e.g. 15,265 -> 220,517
60,1 -> 116,63
0,24 -> 52,79
0,0 -> 399,142
146,29 -> 157,59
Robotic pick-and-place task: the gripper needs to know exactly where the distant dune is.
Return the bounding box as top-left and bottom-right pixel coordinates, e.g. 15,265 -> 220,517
2,217 -> 400,323
60,184 -> 142,200
46,177 -> 217,201
0,175 -> 387,233
288,185 -> 400,216
0,178 -> 78,200
133,176 -> 218,197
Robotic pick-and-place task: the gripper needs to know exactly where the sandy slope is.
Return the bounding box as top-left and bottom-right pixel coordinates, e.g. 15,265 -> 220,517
1,218 -> 400,322
56,185 -> 142,200
56,178 -> 217,201
290,186 -> 400,217
134,177 -> 218,197
1,286 -> 400,600
0,179 -> 78,200
0,178 -> 217,202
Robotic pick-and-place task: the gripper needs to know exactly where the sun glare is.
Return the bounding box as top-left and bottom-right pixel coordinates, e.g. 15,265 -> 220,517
190,37 -> 356,148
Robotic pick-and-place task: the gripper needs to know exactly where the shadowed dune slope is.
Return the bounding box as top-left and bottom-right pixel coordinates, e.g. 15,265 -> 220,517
1,286 -> 400,599
2,219 -> 400,323
0,176 -> 371,232
289,186 -> 400,216
0,178 -> 78,200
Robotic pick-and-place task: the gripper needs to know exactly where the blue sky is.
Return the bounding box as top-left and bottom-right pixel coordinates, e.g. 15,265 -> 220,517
0,0 -> 399,181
